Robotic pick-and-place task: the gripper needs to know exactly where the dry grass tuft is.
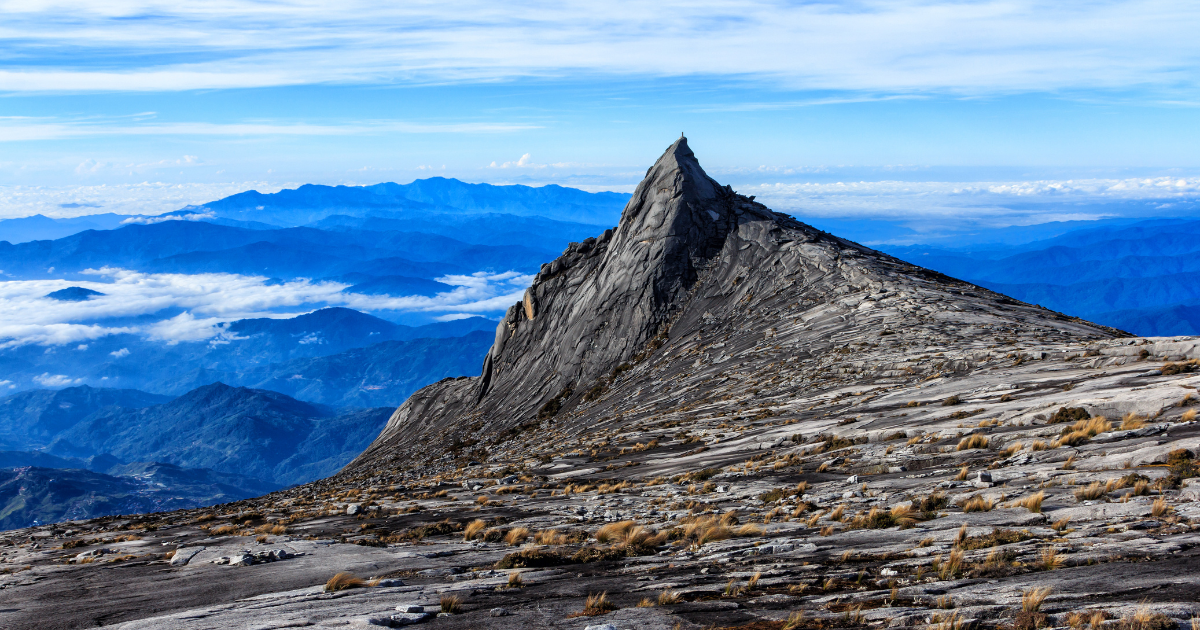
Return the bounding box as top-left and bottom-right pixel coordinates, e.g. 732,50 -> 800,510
935,549 -> 964,580
504,527 -> 531,546
747,571 -> 761,591
1022,586 -> 1052,611
1056,416 -> 1113,447
325,572 -> 366,592
959,495 -> 994,513
782,611 -> 807,630
507,572 -> 523,588
568,592 -> 616,617
681,516 -> 732,546
956,435 -> 989,451
890,503 -> 917,528
999,441 -> 1024,458
533,528 -> 567,545
1012,491 -> 1045,513
1151,497 -> 1169,517
595,520 -> 635,544
1122,413 -> 1147,430
955,465 -> 970,481
1075,482 -> 1106,502
1040,546 -> 1064,570
440,594 -> 462,614
463,519 -> 486,541
736,523 -> 763,537
657,590 -> 682,605
1118,605 -> 1175,630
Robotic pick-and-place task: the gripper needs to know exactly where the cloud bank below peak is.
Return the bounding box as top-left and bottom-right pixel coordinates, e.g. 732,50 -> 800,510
0,268 -> 527,348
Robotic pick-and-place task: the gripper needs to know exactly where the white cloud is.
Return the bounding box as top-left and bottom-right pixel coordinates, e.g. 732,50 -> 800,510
120,211 -> 216,225
0,2 -> 1196,94
434,313 -> 482,322
0,268 -> 532,346
487,154 -> 597,170
0,323 -> 136,349
0,181 -> 297,219
109,347 -> 130,358
0,117 -> 540,143
737,176 -> 1200,221
33,373 -> 81,387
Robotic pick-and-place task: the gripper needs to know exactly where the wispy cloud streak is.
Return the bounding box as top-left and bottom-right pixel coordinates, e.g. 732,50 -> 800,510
1,1 -> 1197,94
0,116 -> 539,142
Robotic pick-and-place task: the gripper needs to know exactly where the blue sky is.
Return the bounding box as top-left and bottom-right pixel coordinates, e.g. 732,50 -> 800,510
1,0 -> 1199,222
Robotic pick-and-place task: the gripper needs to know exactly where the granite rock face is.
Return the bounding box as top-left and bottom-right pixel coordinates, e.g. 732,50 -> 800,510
350,136 -> 1119,474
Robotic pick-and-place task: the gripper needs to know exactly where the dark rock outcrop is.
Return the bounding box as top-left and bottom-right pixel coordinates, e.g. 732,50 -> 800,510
349,137 -> 1120,474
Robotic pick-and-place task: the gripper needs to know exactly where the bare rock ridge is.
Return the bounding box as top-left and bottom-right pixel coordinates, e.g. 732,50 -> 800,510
348,137 -> 1120,475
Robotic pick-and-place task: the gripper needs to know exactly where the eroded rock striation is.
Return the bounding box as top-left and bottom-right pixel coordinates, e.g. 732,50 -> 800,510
351,136 -> 1119,475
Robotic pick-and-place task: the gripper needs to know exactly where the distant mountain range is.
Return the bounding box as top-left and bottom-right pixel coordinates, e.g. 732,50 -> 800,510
184,177 -> 629,226
0,220 -> 560,280
0,308 -> 493,404
879,219 -> 1200,336
1,382 -> 392,487
0,463 -> 279,530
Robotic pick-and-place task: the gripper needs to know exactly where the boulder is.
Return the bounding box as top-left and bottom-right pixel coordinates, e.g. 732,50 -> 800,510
169,547 -> 203,567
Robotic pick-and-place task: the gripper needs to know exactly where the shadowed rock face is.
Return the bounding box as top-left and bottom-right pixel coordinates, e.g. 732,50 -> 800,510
349,137 -> 1120,474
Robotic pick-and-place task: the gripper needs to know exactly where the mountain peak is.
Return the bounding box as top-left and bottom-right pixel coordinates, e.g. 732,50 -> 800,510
347,137 -> 1121,475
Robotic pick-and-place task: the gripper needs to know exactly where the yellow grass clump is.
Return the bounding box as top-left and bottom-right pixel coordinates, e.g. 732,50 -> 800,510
956,435 -> 989,451
463,519 -> 486,541
325,572 -> 367,592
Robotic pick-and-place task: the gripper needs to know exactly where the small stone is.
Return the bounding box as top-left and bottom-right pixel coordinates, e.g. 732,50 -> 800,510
346,504 -> 361,516
846,475 -> 859,484
489,607 -> 512,617
227,552 -> 254,566
395,605 -> 423,613
583,625 -> 618,630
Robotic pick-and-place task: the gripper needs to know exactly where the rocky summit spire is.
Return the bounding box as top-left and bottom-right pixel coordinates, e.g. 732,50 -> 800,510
347,138 -> 1120,474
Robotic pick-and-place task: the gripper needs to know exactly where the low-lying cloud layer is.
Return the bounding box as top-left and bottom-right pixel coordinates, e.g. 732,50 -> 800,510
0,268 -> 528,348
739,176 -> 1200,222
0,181 -> 295,219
